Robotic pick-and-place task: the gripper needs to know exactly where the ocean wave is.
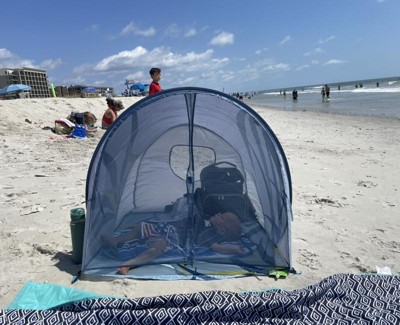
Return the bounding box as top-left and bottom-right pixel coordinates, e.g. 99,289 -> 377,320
351,87 -> 400,93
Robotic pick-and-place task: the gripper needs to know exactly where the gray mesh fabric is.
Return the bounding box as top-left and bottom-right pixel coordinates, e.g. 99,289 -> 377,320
83,88 -> 292,279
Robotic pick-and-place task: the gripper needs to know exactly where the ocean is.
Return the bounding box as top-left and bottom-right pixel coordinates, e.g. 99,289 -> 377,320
246,76 -> 400,119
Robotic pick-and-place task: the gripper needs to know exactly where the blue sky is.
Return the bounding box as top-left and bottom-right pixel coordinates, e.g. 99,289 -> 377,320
1,0 -> 399,94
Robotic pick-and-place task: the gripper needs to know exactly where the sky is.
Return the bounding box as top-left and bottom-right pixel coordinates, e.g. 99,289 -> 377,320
1,0 -> 399,94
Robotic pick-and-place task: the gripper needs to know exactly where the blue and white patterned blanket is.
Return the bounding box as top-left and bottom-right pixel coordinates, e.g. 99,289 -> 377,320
2,274 -> 400,324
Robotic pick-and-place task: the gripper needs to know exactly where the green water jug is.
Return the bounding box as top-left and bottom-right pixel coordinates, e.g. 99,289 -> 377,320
70,208 -> 85,264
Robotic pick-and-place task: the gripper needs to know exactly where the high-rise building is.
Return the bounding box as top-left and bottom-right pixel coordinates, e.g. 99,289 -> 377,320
0,67 -> 50,98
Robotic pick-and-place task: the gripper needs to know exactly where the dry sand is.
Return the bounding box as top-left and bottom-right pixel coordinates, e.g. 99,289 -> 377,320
0,97 -> 399,308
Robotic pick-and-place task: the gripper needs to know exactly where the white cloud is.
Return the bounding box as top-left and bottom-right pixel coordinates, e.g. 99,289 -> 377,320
244,59 -> 291,83
280,35 -> 292,45
0,48 -> 35,68
164,24 -> 180,37
120,22 -> 156,37
93,80 -> 106,86
91,46 -> 148,72
73,46 -> 230,75
0,48 -> 13,60
318,35 -> 335,44
304,48 -> 324,56
184,28 -> 197,37
126,71 -> 145,81
323,59 -> 347,65
255,47 -> 269,55
86,24 -> 99,32
296,64 -> 310,71
63,75 -> 85,85
174,76 -> 196,85
263,63 -> 290,72
40,58 -> 63,70
210,31 -> 234,46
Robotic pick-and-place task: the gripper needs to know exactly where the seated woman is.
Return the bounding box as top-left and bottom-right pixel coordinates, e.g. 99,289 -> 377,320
102,98 -> 125,129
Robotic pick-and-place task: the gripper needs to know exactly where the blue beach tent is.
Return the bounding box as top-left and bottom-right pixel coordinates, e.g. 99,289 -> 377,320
82,87 -> 293,280
130,83 -> 145,92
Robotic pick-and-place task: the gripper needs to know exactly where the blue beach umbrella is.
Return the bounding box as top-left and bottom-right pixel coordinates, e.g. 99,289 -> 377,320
0,84 -> 31,95
82,87 -> 98,93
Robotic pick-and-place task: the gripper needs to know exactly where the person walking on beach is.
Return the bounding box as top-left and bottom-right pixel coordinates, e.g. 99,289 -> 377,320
324,84 -> 330,99
149,67 -> 162,95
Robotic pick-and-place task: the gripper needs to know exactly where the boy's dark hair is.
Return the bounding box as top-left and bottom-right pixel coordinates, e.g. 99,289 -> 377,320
149,67 -> 161,76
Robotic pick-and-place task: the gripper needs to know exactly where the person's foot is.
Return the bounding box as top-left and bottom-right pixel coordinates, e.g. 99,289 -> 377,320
117,267 -> 130,275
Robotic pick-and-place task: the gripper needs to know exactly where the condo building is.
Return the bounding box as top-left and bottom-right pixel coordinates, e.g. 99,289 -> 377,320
0,67 -> 50,98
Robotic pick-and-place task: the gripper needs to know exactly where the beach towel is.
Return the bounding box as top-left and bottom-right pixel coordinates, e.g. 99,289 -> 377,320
7,281 -> 106,310
2,274 -> 399,324
54,118 -> 75,135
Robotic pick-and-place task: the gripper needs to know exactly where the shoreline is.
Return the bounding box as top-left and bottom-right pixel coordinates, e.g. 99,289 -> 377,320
0,97 -> 399,308
247,100 -> 400,121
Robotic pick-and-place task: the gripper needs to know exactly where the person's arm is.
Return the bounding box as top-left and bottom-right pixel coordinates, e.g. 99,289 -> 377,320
85,126 -> 97,133
211,242 -> 247,255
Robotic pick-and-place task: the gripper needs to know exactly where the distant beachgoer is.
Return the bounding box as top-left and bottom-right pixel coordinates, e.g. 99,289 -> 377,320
321,87 -> 326,101
292,89 -> 298,100
149,67 -> 162,95
67,111 -> 97,134
324,84 -> 330,99
102,98 -> 125,129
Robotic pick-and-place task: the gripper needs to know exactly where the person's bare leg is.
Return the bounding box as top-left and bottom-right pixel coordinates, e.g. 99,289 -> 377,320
101,225 -> 141,248
117,237 -> 167,275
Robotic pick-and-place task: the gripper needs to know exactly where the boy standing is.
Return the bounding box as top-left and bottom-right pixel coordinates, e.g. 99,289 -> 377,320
149,67 -> 162,95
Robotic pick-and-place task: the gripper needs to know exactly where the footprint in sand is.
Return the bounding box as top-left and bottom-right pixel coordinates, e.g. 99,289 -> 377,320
296,248 -> 322,270
313,197 -> 345,208
302,193 -> 346,208
340,253 -> 371,273
356,180 -> 377,188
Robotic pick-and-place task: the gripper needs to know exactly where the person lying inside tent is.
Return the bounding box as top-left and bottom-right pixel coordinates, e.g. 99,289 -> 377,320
101,221 -> 182,275
195,212 -> 254,256
102,212 -> 253,275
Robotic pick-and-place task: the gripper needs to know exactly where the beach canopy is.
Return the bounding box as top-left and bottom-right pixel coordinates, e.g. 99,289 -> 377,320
0,84 -> 31,95
130,83 -> 145,91
83,87 -> 293,280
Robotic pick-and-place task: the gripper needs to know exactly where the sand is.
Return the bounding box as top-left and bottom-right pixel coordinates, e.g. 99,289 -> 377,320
0,97 -> 399,308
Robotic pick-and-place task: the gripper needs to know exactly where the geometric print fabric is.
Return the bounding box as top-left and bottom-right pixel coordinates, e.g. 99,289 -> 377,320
1,274 -> 400,324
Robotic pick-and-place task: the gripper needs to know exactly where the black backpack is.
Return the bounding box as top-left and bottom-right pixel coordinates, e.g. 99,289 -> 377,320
196,162 -> 250,221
